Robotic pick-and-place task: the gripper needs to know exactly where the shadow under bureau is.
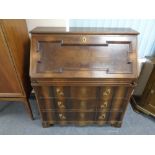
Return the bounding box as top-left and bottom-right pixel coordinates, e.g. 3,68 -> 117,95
30,27 -> 139,127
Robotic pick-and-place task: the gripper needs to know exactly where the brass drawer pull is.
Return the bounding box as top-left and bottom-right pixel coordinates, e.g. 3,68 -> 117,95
59,113 -> 66,120
57,101 -> 65,108
81,36 -> 87,43
56,88 -> 64,96
103,88 -> 111,96
99,113 -> 106,120
100,101 -> 108,109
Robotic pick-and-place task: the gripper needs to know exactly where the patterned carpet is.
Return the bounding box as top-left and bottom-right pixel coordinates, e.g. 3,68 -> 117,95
0,99 -> 155,135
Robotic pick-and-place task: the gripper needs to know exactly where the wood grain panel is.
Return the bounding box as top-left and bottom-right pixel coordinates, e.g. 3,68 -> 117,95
0,26 -> 22,96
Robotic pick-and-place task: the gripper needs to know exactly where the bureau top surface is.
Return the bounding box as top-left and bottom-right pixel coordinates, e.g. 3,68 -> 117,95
31,27 -> 139,35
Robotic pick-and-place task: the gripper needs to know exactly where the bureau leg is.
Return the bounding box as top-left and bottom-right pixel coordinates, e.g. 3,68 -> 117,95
23,98 -> 34,120
111,122 -> 122,128
42,122 -> 52,128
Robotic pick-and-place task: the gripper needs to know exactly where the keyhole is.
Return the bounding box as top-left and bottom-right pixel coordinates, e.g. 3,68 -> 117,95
82,36 -> 86,43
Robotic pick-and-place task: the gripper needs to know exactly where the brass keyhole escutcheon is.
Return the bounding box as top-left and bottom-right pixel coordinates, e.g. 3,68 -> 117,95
56,88 -> 64,96
82,36 -> 87,43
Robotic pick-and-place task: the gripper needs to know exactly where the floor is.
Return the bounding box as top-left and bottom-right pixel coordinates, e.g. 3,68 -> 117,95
0,99 -> 155,135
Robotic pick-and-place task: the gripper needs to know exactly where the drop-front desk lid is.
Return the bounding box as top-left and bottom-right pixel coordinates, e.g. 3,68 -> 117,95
30,27 -> 139,79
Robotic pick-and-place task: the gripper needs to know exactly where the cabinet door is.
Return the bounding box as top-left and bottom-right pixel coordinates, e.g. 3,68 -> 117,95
0,27 -> 22,97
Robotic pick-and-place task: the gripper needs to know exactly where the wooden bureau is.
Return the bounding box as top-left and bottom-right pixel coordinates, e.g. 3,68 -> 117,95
30,27 -> 139,127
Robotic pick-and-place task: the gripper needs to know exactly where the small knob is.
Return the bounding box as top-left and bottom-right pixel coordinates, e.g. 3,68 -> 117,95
81,36 -> 87,43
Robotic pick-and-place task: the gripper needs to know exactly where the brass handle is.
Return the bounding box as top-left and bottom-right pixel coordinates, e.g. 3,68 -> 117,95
100,101 -> 108,109
56,88 -> 60,93
59,114 -> 66,120
57,101 -> 65,108
56,88 -> 64,96
99,113 -> 106,120
103,88 -> 111,96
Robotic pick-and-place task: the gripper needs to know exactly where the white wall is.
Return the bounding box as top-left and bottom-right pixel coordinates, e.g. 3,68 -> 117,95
26,19 -> 66,31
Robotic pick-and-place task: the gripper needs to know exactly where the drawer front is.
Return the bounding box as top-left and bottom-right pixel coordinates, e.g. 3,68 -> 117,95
35,86 -> 97,99
41,111 -> 96,125
35,86 -> 129,99
41,111 -> 123,125
34,86 -> 130,111
38,98 -> 127,112
38,98 -> 98,110
33,34 -> 136,45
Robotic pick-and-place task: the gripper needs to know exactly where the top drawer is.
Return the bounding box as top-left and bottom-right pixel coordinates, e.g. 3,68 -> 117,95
31,34 -> 136,45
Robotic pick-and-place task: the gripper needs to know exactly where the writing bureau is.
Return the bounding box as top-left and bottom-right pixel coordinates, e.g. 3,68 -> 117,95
30,27 -> 139,127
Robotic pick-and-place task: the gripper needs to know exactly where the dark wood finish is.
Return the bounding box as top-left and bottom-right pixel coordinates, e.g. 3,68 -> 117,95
0,19 -> 33,119
131,57 -> 155,117
30,27 -> 139,127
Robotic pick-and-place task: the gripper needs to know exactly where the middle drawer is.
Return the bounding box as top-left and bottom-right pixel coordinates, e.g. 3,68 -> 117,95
35,85 -> 129,111
38,98 -> 99,110
37,97 -> 126,111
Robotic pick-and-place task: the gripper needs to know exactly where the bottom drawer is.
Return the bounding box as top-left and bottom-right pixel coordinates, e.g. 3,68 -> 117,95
41,111 -> 96,125
41,111 -> 123,126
